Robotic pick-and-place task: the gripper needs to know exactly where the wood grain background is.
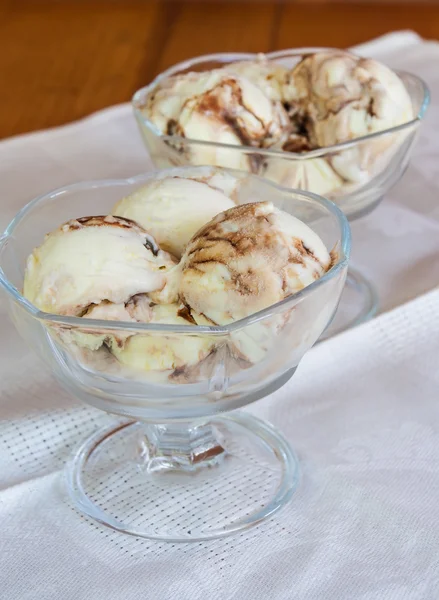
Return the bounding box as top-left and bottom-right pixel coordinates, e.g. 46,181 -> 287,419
1,0 -> 438,138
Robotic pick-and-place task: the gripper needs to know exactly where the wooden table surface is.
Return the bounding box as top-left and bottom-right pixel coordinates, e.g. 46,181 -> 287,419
1,1 -> 438,139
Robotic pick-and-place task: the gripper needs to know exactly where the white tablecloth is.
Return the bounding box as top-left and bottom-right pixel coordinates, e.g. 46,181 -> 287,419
1,31 -> 439,600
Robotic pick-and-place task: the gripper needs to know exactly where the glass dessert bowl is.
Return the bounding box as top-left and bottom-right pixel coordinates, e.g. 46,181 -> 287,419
133,48 -> 429,339
0,167 -> 350,541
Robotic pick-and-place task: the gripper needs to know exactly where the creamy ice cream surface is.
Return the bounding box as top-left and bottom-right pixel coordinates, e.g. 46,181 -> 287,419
180,201 -> 331,326
263,156 -> 344,198
23,215 -> 176,316
283,51 -> 414,182
284,51 -> 413,148
143,70 -> 290,159
112,175 -> 236,258
109,303 -> 215,375
222,55 -> 288,102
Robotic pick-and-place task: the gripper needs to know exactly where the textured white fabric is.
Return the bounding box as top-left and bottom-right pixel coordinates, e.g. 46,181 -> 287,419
1,31 -> 439,600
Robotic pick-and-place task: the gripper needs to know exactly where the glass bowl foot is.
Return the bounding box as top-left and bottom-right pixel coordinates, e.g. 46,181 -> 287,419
66,412 -> 299,542
320,267 -> 378,341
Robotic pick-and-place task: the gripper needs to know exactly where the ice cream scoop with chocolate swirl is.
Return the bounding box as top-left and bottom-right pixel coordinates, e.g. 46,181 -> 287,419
112,172 -> 238,259
180,201 -> 330,325
142,70 -> 290,170
285,51 -> 413,149
179,201 -> 331,363
23,215 -> 177,317
22,214 -> 217,377
222,55 -> 289,102
283,51 -> 414,184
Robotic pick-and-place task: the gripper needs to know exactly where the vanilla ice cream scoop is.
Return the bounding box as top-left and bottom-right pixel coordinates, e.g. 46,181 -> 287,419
222,55 -> 288,102
112,175 -> 236,258
263,156 -> 344,198
143,69 -> 290,168
23,215 -> 176,316
109,303 -> 215,376
179,201 -> 331,326
285,51 -> 413,147
284,51 -> 414,182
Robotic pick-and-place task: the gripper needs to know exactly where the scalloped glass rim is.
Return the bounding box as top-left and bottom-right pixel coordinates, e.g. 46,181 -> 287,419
132,47 -> 430,159
0,168 -> 351,333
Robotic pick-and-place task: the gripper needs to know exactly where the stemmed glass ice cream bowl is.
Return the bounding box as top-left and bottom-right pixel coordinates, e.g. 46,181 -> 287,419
0,167 -> 350,541
133,49 -> 429,339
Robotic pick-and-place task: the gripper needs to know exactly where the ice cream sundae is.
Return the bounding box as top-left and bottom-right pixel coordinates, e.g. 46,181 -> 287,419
137,50 -> 414,200
23,173 -> 333,381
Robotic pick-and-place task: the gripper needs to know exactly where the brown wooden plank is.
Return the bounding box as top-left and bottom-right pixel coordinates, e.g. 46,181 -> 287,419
154,1 -> 279,76
0,0 -> 168,138
276,2 -> 439,48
